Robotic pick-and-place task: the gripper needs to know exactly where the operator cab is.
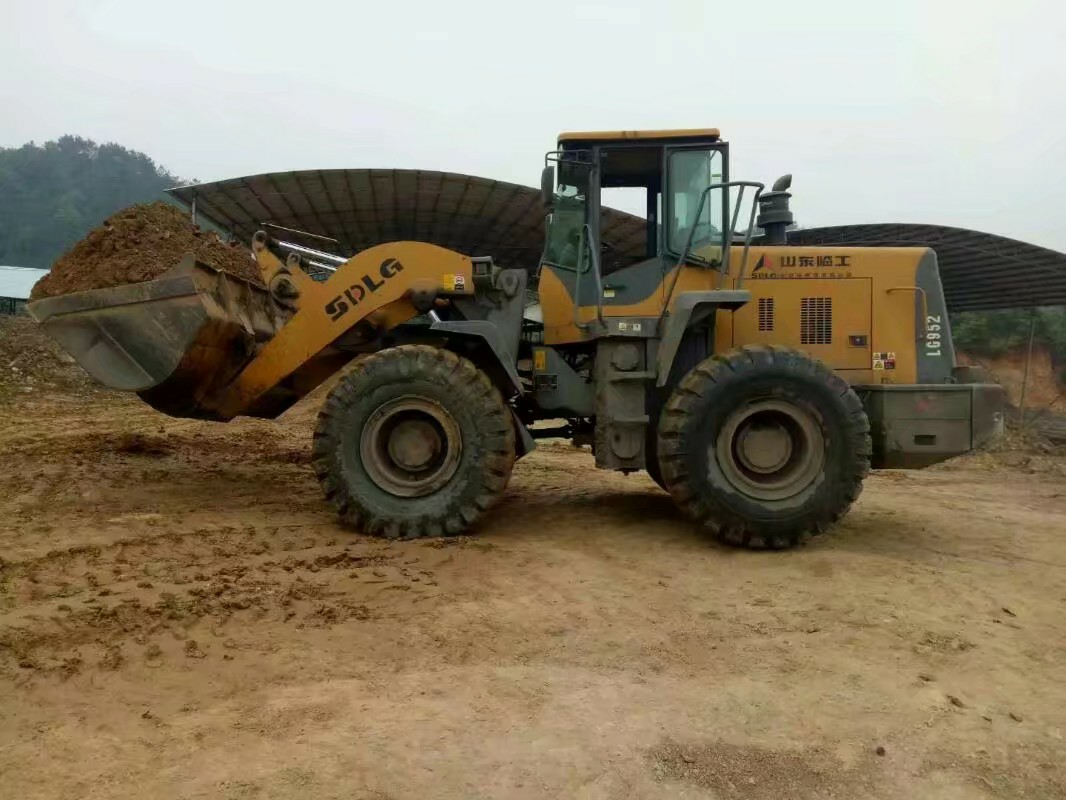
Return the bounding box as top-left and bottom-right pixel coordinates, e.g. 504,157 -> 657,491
540,128 -> 738,277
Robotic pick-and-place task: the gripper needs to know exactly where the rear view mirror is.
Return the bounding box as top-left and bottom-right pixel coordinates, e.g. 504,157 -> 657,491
540,166 -> 555,210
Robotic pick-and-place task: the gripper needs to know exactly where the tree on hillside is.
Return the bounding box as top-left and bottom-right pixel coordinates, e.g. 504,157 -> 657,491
0,136 -> 185,269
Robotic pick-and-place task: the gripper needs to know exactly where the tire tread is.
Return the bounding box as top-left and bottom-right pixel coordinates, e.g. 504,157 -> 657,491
312,345 -> 515,540
657,345 -> 871,550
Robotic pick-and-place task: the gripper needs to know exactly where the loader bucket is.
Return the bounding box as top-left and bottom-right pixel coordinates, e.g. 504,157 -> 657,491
27,257 -> 289,419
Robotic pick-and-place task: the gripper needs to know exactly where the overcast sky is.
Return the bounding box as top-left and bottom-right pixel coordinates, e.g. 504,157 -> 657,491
3,0 -> 1064,250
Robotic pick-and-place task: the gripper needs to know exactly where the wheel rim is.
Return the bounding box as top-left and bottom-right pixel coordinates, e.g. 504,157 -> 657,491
714,399 -> 825,501
360,396 -> 462,497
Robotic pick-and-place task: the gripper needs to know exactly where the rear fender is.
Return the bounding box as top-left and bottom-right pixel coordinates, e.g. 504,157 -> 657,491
656,290 -> 751,386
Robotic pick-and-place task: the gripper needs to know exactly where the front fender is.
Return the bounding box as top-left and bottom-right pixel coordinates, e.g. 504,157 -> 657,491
429,319 -> 523,397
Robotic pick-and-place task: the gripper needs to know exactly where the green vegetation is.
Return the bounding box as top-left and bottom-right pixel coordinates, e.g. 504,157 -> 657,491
0,136 -> 183,269
952,308 -> 1066,367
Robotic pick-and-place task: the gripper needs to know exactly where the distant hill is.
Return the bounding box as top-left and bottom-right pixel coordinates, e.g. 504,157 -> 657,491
0,136 -> 185,269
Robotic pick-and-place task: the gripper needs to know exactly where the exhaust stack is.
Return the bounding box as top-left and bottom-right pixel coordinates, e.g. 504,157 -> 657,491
756,174 -> 794,245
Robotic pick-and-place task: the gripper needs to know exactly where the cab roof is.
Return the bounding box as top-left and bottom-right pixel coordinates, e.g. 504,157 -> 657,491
558,128 -> 720,144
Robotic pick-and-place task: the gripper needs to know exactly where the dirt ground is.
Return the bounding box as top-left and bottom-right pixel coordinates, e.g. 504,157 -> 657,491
2,374 -> 1066,798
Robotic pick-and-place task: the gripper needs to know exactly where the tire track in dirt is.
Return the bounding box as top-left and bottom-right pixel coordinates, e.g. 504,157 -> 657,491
0,497 -> 469,680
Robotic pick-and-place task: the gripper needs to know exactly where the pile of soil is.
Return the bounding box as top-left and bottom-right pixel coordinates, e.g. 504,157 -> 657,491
0,314 -> 99,401
942,418 -> 1066,476
30,201 -> 263,300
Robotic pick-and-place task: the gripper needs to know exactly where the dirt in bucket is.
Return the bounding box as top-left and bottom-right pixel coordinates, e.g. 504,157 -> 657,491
30,201 -> 264,300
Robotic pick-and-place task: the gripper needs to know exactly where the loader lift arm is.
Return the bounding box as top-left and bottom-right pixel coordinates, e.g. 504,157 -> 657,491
214,233 -> 522,420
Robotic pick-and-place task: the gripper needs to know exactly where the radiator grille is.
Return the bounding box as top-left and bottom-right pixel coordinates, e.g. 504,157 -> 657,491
800,297 -> 832,345
757,297 -> 774,332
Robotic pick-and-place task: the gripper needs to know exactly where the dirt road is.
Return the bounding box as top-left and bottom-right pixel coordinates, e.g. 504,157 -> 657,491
2,377 -> 1066,798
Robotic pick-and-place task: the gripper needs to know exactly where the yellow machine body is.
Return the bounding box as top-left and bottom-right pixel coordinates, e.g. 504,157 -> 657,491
537,245 -> 940,386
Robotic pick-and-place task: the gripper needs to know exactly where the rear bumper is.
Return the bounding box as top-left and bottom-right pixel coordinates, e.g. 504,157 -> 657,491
857,383 -> 1006,469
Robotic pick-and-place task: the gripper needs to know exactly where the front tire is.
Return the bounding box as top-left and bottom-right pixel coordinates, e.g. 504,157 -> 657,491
313,345 -> 515,539
657,345 -> 871,549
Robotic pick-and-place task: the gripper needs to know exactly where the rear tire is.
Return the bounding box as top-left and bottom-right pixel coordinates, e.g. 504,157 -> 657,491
657,345 -> 870,549
646,330 -> 709,490
313,345 -> 515,539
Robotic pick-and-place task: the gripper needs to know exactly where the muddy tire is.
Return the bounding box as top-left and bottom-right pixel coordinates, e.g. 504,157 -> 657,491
313,345 -> 515,539
657,345 -> 871,549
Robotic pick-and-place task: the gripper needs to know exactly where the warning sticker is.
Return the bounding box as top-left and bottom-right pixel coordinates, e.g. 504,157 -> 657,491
441,274 -> 466,292
873,359 -> 885,370
603,287 -> 616,299
618,321 -> 628,332
533,349 -> 547,371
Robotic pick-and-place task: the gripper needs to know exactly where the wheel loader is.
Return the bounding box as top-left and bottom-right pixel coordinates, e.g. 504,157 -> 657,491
28,128 -> 1005,549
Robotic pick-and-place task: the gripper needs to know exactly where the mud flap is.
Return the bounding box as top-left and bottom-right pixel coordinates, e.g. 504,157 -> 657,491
511,409 -> 536,459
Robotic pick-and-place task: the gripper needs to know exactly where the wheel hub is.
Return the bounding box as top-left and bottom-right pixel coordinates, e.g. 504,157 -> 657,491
361,397 -> 462,497
387,419 -> 439,470
736,423 -> 793,474
715,399 -> 825,501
